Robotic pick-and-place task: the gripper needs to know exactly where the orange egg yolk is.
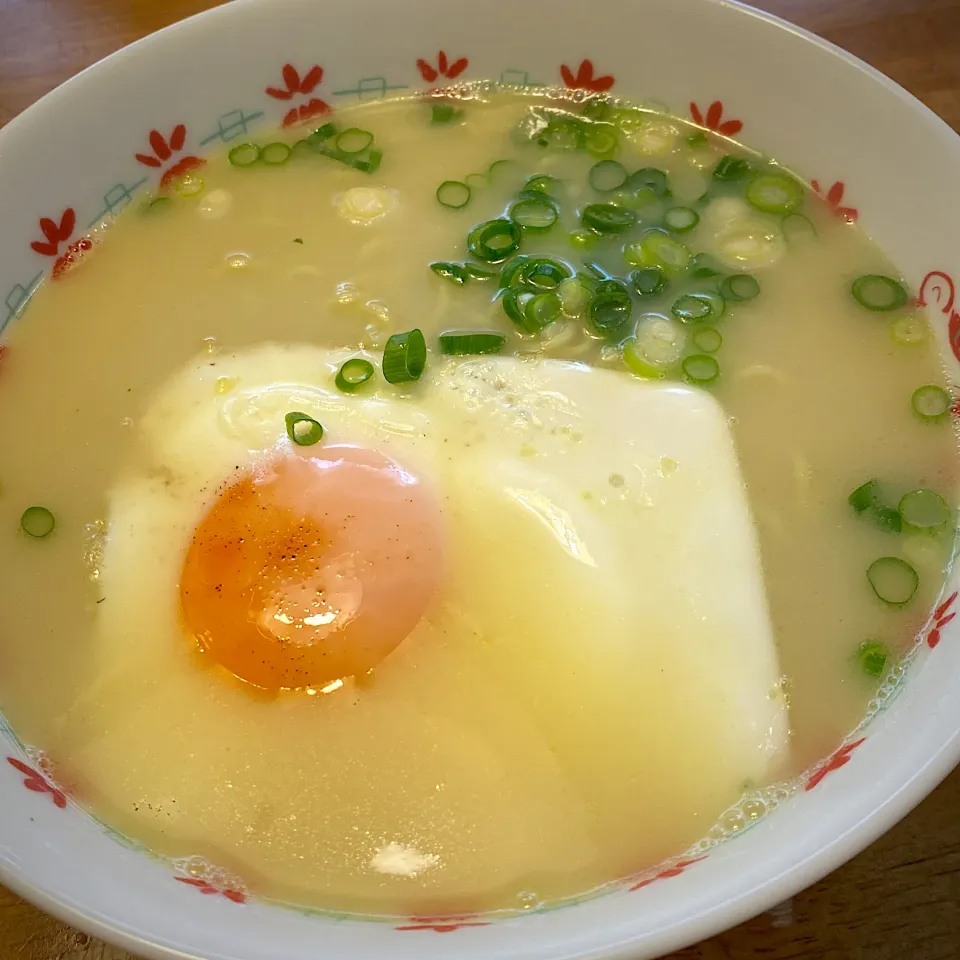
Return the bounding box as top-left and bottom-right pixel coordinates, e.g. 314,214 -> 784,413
180,445 -> 442,691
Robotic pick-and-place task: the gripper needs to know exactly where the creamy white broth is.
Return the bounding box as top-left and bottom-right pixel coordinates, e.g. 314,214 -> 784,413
0,88 -> 955,915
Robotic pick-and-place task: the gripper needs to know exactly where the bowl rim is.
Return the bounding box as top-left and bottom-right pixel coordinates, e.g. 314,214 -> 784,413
1,1 -> 959,958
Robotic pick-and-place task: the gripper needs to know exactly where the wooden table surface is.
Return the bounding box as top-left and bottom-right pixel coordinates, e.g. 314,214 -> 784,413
2,0 -> 960,957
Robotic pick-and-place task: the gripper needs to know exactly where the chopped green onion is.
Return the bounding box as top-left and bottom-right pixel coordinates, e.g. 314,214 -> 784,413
623,315 -> 686,378
439,331 -> 507,355
430,261 -> 469,284
145,196 -> 172,213
867,556 -> 918,606
663,207 -> 700,233
464,172 -> 487,191
682,354 -> 720,384
851,275 -> 908,311
308,122 -> 337,146
525,292 -> 563,331
686,132 -> 708,147
569,230 -> 599,250
713,156 -> 751,182
625,168 -> 670,198
581,261 -> 608,280
628,267 -> 668,297
874,506 -> 904,534
585,125 -> 618,158
500,255 -> 533,288
589,160 -> 628,193
20,506 -> 55,539
672,294 -> 715,323
781,212 -> 817,242
431,103 -> 460,125
848,479 -> 881,514
690,253 -> 723,278
624,231 -> 691,273
175,175 -> 205,198
355,149 -> 383,174
557,276 -> 592,317
335,358 -> 375,392
899,489 -> 951,532
524,174 -> 559,194
501,287 -> 535,329
487,159 -> 516,182
463,262 -> 498,281
589,279 -> 632,332
892,316 -> 928,345
523,258 -> 573,290
539,118 -> 584,151
720,274 -> 760,301
336,128 -> 375,155
911,384 -> 951,422
285,411 -> 323,446
855,640 -> 889,678
581,203 -> 636,234
436,180 -> 471,209
382,328 -> 427,384
228,143 -> 261,167
509,196 -> 559,232
692,326 -> 722,353
745,171 -> 804,214
261,142 -> 292,165
467,218 -> 522,262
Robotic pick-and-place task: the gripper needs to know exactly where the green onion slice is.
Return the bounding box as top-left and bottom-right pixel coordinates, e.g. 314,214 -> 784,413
589,279 -> 632,332
692,326 -> 722,353
569,230 -> 599,250
468,218 -> 522,262
487,159 -> 516,182
525,292 -> 563,331
464,172 -> 488,191
285,411 -> 324,446
848,479 -> 881,514
20,506 -> 55,539
686,132 -> 708,147
335,358 -> 375,392
146,196 -> 172,213
436,180 -> 471,209
557,276 -> 592,317
581,203 -> 636,234
439,331 -> 507,355
430,261 -> 469,284
682,354 -> 720,384
261,142 -> 292,165
336,128 -> 375,155
431,103 -> 460,125
713,156 -> 751,182
355,149 -> 383,174
852,275 -> 908,311
500,255 -> 533,288
589,160 -> 628,193
524,174 -> 559,194
690,253 -> 724,278
623,314 -> 686,378
509,196 -> 559,232
866,556 -> 918,606
628,266 -> 668,297
463,262 -> 498,281
781,212 -> 817,242
308,122 -> 337,146
745,171 -> 804,214
501,287 -> 535,329
856,640 -> 889,678
228,143 -> 261,167
382,329 -> 427,383
523,258 -> 573,290
911,384 -> 951,421
663,207 -> 700,233
899,489 -> 951,532
624,231 -> 691,273
720,274 -> 760,301
585,125 -> 618,158
892,316 -> 928,346
625,168 -> 670,198
673,290 -> 724,322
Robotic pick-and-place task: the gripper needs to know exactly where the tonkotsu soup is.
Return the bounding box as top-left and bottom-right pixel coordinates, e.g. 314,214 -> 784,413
0,86 -> 956,917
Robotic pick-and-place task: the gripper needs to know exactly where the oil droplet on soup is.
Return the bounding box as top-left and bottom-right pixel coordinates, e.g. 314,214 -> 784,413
0,86 -> 954,916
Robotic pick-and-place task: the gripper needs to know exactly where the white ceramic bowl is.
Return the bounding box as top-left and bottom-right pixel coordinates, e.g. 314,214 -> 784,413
2,1 -> 960,957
